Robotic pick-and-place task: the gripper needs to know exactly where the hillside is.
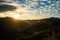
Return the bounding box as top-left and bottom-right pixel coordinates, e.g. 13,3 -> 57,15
0,17 -> 60,40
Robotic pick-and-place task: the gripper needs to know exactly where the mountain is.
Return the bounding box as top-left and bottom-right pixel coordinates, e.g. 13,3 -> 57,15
0,17 -> 31,40
0,17 -> 60,40
0,17 -> 30,32
24,17 -> 60,40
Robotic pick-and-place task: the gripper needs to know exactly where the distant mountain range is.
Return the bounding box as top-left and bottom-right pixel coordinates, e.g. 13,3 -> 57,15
0,17 -> 60,40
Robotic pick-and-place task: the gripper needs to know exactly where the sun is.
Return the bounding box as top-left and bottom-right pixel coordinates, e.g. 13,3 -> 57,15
13,15 -> 19,19
11,14 -> 20,20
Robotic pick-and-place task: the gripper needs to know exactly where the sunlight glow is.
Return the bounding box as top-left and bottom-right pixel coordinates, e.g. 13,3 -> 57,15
11,13 -> 20,20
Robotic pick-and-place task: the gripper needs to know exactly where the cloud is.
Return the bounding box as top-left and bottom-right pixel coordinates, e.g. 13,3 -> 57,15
0,4 -> 17,13
0,0 -> 11,2
0,0 -> 59,20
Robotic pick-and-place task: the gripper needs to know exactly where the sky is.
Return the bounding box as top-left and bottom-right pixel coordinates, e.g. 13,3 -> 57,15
0,0 -> 60,20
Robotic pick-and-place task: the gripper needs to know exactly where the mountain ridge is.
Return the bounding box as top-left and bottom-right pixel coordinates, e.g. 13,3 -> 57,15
0,17 -> 60,40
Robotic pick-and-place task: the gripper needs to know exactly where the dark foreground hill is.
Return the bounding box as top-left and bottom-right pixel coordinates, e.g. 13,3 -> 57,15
0,17 -> 60,40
